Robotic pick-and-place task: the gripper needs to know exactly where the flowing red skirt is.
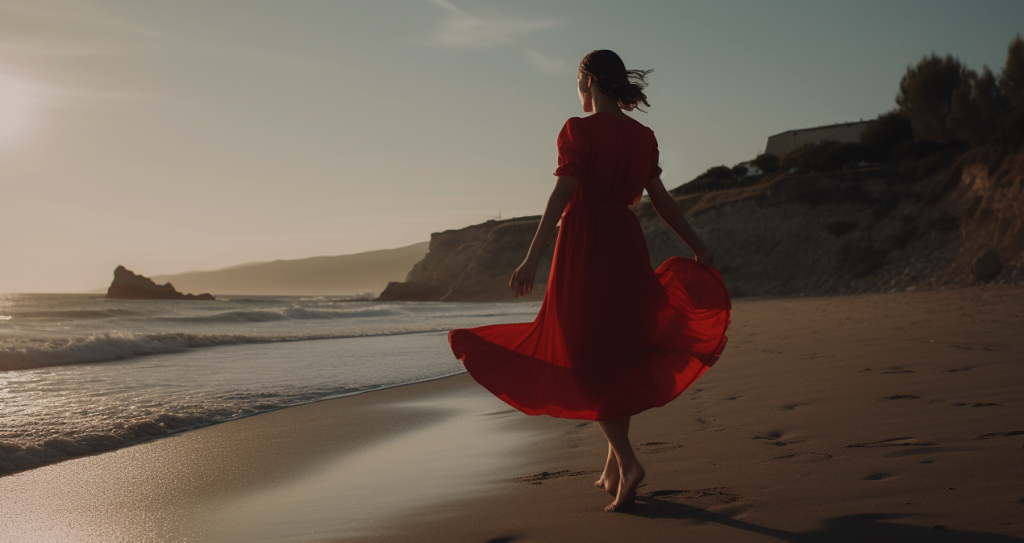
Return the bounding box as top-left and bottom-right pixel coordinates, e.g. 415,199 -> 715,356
448,202 -> 731,421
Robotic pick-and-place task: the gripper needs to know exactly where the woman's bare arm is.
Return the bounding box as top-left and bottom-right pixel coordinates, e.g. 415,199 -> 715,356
509,176 -> 578,297
645,174 -> 714,266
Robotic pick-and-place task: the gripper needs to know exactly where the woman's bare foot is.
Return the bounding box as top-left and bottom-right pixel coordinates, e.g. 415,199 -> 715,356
595,444 -> 619,496
594,471 -> 618,496
596,416 -> 641,512
605,463 -> 645,512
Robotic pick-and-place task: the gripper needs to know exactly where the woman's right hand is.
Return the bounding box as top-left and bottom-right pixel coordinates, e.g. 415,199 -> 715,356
509,258 -> 538,297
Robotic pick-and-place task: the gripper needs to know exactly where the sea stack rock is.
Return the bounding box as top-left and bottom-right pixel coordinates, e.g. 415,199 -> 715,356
106,265 -> 216,300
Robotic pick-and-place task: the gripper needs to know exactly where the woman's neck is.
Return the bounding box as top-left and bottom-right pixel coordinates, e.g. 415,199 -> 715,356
591,90 -> 629,120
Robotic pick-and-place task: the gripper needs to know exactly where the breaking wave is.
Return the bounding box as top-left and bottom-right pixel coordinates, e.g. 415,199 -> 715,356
169,306 -> 400,323
0,327 -> 449,372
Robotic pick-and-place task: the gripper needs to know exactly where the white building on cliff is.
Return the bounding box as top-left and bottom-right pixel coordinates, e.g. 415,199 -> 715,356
765,120 -> 870,157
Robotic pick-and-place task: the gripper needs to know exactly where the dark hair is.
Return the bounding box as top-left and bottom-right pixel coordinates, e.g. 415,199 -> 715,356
578,50 -> 652,112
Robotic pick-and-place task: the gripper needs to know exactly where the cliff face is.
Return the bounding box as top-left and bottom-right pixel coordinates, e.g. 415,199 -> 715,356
378,217 -> 555,302
639,167 -> 964,297
380,145 -> 1024,302
947,147 -> 1024,281
106,266 -> 216,301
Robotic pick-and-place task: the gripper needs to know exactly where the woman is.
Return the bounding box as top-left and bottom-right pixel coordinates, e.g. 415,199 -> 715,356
448,50 -> 731,512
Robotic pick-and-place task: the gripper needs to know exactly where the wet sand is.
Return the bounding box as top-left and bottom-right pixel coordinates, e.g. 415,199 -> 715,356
1,287 -> 1022,542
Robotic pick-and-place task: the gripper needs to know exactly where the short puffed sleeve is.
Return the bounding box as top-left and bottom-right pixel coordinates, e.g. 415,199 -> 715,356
553,117 -> 589,179
650,131 -> 662,179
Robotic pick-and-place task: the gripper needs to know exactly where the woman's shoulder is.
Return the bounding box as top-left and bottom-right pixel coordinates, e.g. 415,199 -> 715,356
557,116 -> 590,143
562,114 -> 656,142
623,115 -> 655,134
561,116 -> 588,130
625,116 -> 657,143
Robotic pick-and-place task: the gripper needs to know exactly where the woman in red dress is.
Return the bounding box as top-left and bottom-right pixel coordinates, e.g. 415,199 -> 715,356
448,50 -> 731,512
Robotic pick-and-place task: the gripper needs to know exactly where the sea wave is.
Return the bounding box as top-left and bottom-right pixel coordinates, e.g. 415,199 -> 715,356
0,413 -> 217,474
0,372 -> 463,476
0,398 -> 299,475
171,306 -> 399,323
8,309 -> 142,320
0,327 -> 450,372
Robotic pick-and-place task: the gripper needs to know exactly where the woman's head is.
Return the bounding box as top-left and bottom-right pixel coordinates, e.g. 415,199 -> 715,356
577,50 -> 652,112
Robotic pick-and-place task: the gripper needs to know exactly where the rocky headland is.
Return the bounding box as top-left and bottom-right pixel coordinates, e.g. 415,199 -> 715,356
378,217 -> 555,302
106,265 -> 216,301
378,144 -> 1024,302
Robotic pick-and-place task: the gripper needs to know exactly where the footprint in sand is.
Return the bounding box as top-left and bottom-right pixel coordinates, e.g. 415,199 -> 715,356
636,441 -> 684,454
641,487 -> 742,503
976,431 -> 1024,440
513,469 -> 599,485
753,432 -> 784,446
772,452 -> 832,463
640,487 -> 752,517
844,437 -> 937,448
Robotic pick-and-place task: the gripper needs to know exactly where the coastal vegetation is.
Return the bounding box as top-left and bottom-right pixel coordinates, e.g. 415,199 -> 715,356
691,35 -> 1024,183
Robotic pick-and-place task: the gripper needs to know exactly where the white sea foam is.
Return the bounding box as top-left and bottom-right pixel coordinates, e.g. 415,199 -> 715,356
0,294 -> 540,476
0,327 -> 455,371
175,306 -> 400,323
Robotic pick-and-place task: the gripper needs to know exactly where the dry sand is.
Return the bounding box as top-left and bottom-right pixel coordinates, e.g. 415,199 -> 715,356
1,287 -> 1022,542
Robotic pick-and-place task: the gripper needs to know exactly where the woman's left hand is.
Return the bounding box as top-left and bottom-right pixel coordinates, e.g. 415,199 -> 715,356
509,259 -> 538,297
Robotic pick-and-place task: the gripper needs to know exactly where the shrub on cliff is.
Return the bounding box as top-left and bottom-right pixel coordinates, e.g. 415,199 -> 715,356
780,141 -> 869,173
861,110 -> 913,160
1001,34 -> 1024,111
895,36 -> 1024,148
896,54 -> 969,145
752,153 -> 779,174
994,108 -> 1024,145
671,165 -> 738,195
947,67 -> 1007,147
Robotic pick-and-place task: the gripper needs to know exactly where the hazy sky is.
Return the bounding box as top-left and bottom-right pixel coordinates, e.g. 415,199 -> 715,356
3,0 -> 1023,293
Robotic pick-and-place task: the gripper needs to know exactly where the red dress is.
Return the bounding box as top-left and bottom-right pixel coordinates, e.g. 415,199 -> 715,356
448,112 -> 731,421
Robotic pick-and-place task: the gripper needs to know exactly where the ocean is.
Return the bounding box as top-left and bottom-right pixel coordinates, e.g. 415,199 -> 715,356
0,293 -> 540,474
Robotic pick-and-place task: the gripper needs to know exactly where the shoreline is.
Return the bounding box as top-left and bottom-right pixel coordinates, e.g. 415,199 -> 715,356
0,371 -> 526,542
0,368 -> 470,478
1,286 -> 1022,542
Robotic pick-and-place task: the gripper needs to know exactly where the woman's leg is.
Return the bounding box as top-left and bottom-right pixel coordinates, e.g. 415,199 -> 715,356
597,416 -> 645,511
594,417 -> 630,495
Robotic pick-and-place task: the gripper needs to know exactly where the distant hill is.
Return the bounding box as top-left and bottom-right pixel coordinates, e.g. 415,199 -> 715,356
147,242 -> 430,296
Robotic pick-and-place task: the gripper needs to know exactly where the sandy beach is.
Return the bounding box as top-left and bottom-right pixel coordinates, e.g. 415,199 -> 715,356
2,287 -> 1022,542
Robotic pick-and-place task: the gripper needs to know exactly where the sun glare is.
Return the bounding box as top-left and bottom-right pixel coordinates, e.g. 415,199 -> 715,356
0,69 -> 38,145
